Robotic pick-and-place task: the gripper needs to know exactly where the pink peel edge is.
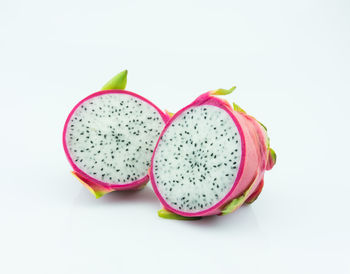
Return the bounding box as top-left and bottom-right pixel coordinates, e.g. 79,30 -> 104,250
150,92 -> 247,217
63,89 -> 170,193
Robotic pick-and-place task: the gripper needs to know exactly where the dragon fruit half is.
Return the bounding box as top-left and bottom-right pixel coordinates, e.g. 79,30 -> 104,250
150,87 -> 276,219
63,70 -> 170,198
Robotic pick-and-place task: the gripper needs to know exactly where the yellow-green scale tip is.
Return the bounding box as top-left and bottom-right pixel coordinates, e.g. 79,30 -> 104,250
101,69 -> 128,90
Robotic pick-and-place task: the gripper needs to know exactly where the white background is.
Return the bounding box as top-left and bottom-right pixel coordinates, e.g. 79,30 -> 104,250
1,0 -> 349,273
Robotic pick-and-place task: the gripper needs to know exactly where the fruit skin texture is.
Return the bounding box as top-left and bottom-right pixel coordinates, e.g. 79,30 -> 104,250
150,91 -> 276,217
63,89 -> 170,198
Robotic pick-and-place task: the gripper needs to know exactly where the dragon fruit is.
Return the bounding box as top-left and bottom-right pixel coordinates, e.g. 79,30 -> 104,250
63,70 -> 170,198
150,87 -> 276,219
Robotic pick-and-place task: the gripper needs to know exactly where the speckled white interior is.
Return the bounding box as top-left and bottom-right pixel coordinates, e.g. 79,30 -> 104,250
65,93 -> 164,184
152,105 -> 242,213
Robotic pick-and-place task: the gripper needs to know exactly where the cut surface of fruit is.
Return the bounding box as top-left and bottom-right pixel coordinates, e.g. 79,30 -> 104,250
63,90 -> 168,189
152,105 -> 243,214
151,88 -> 275,218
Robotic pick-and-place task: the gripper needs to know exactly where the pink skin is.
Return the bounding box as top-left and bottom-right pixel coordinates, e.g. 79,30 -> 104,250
150,91 -> 270,217
63,90 -> 170,196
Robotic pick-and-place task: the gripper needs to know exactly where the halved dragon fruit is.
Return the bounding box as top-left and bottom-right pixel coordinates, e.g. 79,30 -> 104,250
63,70 -> 170,198
150,87 -> 276,218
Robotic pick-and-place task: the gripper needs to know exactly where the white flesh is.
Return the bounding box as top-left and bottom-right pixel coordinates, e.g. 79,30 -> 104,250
66,93 -> 164,184
153,105 -> 242,213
